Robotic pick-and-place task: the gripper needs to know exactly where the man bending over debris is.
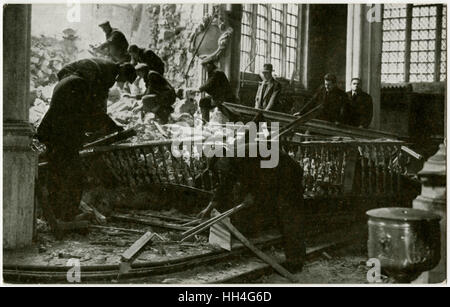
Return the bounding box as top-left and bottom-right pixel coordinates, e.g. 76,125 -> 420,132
37,58 -> 137,236
98,21 -> 130,63
128,44 -> 165,76
141,71 -> 177,124
197,143 -> 306,273
198,56 -> 238,123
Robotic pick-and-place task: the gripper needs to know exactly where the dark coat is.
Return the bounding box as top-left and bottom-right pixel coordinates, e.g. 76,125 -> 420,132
138,49 -> 165,76
38,59 -> 121,151
99,29 -> 130,63
344,91 -> 373,128
105,29 -> 129,53
303,86 -> 349,123
199,70 -> 235,104
143,72 -> 176,113
254,79 -> 282,112
208,148 -> 306,266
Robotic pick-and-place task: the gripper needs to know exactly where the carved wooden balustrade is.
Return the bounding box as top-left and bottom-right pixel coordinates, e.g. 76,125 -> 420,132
281,139 -> 406,200
80,137 -> 217,194
79,136 -> 406,202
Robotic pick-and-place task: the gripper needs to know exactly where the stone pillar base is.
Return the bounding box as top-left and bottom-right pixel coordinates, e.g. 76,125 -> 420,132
3,121 -> 37,249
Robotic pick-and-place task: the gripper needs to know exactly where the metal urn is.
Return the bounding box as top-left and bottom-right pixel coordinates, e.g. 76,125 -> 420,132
367,207 -> 441,283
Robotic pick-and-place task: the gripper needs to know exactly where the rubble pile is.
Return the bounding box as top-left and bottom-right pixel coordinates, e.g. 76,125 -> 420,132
29,35 -> 79,132
30,35 -> 77,88
141,4 -> 202,89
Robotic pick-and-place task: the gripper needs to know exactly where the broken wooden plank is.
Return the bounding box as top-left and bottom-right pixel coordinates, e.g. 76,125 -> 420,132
401,145 -> 423,160
111,214 -> 189,231
221,217 -> 298,283
181,202 -> 249,241
121,231 -> 155,262
141,212 -> 194,223
83,128 -> 137,149
89,225 -> 146,234
223,102 -> 404,140
181,219 -> 202,227
80,201 -> 107,225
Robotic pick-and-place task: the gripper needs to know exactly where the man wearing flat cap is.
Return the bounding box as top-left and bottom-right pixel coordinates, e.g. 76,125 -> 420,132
297,73 -> 348,124
128,44 -> 165,76
37,58 -> 136,235
98,21 -> 130,63
198,56 -> 237,122
254,64 -> 282,112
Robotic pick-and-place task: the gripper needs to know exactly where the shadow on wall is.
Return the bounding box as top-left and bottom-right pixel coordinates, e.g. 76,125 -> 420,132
307,4 -> 348,92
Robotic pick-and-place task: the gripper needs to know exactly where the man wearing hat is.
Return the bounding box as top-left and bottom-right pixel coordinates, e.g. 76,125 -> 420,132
128,44 -> 165,76
141,71 -> 176,124
343,77 -> 373,128
37,58 -> 136,236
296,73 -> 349,124
198,56 -> 237,122
197,143 -> 307,273
98,21 -> 130,63
254,64 -> 282,112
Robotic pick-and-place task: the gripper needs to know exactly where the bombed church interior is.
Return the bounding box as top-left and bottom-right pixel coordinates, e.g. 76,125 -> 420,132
2,2 -> 448,286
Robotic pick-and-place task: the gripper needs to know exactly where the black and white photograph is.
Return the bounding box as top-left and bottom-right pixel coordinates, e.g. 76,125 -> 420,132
1,1 -> 447,287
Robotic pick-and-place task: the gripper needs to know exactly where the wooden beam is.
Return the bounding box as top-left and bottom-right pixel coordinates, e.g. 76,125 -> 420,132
79,201 -> 106,225
121,231 -> 155,262
223,102 -> 406,140
142,212 -> 194,223
221,217 -> 298,282
111,214 -> 189,231
90,225 -> 146,235
180,202 -> 249,242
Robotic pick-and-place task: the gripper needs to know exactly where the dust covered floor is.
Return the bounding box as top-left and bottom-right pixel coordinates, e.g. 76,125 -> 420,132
4,205 -> 371,284
120,222 -> 369,284
255,241 -> 369,284
3,209 -> 214,268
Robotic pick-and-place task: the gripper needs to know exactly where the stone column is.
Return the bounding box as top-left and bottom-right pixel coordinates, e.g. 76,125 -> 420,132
413,143 -> 446,283
3,4 -> 37,249
223,4 -> 242,98
346,4 -> 383,129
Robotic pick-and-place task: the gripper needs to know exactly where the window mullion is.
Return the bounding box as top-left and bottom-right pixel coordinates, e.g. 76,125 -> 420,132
250,4 -> 257,73
404,4 -> 413,82
435,4 -> 443,82
267,5 -> 272,64
281,4 -> 288,78
297,4 -> 304,84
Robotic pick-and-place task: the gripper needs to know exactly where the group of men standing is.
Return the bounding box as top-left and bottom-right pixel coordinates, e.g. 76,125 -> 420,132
198,59 -> 373,129
300,73 -> 373,128
255,69 -> 374,129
